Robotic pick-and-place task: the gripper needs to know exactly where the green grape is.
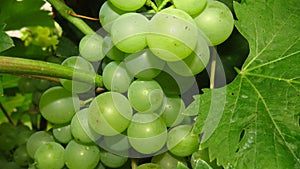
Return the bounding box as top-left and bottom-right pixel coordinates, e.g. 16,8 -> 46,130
111,12 -> 148,53
172,0 -> 207,16
18,77 -> 36,93
167,125 -> 199,157
128,113 -> 167,154
124,50 -> 166,79
88,92 -> 133,136
53,124 -> 73,144
26,131 -> 55,158
100,150 -> 128,168
16,125 -> 34,146
136,163 -> 162,169
34,142 -> 64,169
167,33 -> 210,76
0,123 -> 17,151
79,33 -> 105,62
64,140 -> 100,169
147,8 -> 198,61
39,86 -> 80,124
160,97 -> 185,127
128,80 -> 165,113
71,108 -> 101,144
13,144 -> 31,167
102,35 -> 126,61
60,56 -> 95,94
191,149 -> 222,169
151,151 -> 187,169
103,133 -> 131,153
109,0 -> 146,11
32,78 -> 51,91
194,1 -> 234,45
102,61 -> 132,93
99,1 -> 126,32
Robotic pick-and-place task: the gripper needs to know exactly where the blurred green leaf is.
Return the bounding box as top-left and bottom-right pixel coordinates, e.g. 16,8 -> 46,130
0,0 -> 54,30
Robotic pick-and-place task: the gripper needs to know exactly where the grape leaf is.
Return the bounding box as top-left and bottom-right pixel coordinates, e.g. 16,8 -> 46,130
192,0 -> 300,168
0,0 -> 54,30
0,23 -> 14,53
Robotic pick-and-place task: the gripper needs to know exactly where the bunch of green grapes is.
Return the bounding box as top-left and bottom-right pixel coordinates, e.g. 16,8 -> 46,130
11,0 -> 233,168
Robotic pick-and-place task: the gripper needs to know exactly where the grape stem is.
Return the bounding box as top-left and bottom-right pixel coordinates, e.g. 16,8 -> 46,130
157,0 -> 171,11
47,0 -> 95,35
0,56 -> 103,87
146,0 -> 158,11
0,103 -> 15,126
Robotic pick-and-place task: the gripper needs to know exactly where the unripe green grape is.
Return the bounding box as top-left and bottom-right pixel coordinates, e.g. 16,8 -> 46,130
128,80 -> 165,113
102,61 -> 132,93
79,33 -> 105,62
147,8 -> 198,61
194,1 -> 234,45
34,142 -> 64,169
71,108 -> 101,144
13,145 -> 31,167
167,33 -> 210,76
0,123 -> 18,151
103,133 -> 131,154
100,150 -> 128,168
60,56 -> 95,94
16,125 -> 34,146
39,86 -> 80,124
18,77 -> 36,93
111,13 -> 149,53
136,163 -> 162,169
109,0 -> 146,11
102,35 -> 126,61
160,97 -> 185,127
151,151 -> 187,169
26,131 -> 55,158
99,1 -> 126,32
172,0 -> 207,16
154,71 -> 180,96
124,50 -> 166,79
64,140 -> 100,169
167,125 -> 199,157
53,124 -> 73,144
128,113 -> 167,154
88,92 -> 133,136
32,78 -> 51,91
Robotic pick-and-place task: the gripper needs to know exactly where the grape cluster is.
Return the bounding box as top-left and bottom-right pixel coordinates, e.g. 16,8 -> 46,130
3,0 -> 234,168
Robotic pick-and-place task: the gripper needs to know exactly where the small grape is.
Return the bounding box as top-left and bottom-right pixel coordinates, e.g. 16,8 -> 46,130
167,125 -> 199,157
60,56 -> 95,94
53,124 -> 73,144
128,113 -> 167,154
102,61 -> 132,93
88,92 -> 133,136
79,33 -> 105,62
64,140 -> 100,169
100,150 -> 128,168
26,131 -> 54,158
34,142 -> 64,169
99,1 -> 126,32
194,0 -> 234,45
39,86 -> 80,124
111,12 -> 149,53
128,80 -> 165,113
